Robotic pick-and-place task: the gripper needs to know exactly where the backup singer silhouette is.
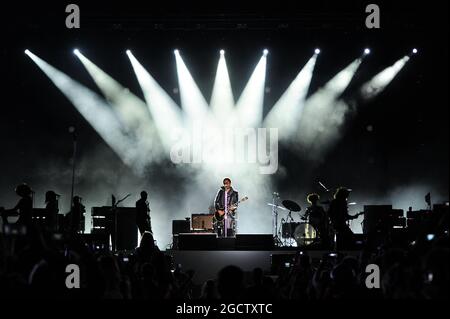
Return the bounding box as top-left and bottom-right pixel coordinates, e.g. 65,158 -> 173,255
1,183 -> 33,227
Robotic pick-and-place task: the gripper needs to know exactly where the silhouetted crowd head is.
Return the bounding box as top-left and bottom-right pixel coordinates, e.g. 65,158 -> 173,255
1,220 -> 448,299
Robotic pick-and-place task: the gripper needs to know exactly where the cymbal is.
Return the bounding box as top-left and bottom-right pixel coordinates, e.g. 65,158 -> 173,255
320,200 -> 356,205
282,200 -> 301,212
267,203 -> 288,211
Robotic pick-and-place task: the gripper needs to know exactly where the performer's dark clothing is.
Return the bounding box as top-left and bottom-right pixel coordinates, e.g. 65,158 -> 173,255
305,205 -> 328,240
214,187 -> 238,212
15,196 -> 33,226
68,202 -> 85,233
328,198 -> 354,247
45,200 -> 59,231
136,198 -> 152,235
214,187 -> 238,237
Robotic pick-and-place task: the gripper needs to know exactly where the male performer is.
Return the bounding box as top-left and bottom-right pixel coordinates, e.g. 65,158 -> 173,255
136,191 -> 152,236
66,195 -> 85,233
328,187 -> 358,248
214,178 -> 238,237
44,190 -> 60,232
304,193 -> 329,247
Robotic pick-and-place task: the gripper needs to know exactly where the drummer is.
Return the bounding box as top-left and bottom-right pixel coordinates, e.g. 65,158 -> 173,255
303,193 -> 329,244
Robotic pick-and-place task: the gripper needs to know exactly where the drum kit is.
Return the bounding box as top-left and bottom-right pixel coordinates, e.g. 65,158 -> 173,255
268,196 -> 318,247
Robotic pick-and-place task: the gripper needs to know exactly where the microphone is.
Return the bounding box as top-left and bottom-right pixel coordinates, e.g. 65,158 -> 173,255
68,126 -> 77,140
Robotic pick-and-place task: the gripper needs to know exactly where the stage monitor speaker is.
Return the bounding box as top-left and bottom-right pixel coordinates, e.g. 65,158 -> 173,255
178,233 -> 217,250
235,234 -> 274,250
363,205 -> 392,234
172,220 -> 190,235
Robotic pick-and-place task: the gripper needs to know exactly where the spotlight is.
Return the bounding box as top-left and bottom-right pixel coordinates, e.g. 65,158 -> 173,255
263,49 -> 269,56
220,49 -> 225,55
73,49 -> 80,55
126,49 -> 131,55
314,48 -> 321,54
24,49 -> 30,55
364,48 -> 371,55
174,49 -> 179,55
412,48 -> 418,54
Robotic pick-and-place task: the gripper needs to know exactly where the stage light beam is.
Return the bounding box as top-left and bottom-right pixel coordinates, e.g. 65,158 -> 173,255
361,56 -> 410,100
127,50 -> 184,151
263,54 -> 318,141
174,50 -> 211,126
75,51 -> 165,166
210,49 -> 235,124
293,58 -> 363,159
25,50 -> 143,169
235,53 -> 267,128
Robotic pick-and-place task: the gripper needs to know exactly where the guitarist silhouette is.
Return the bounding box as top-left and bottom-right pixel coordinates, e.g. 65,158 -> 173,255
328,187 -> 362,249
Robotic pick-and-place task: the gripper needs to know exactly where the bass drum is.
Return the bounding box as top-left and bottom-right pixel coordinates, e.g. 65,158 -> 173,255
294,222 -> 317,246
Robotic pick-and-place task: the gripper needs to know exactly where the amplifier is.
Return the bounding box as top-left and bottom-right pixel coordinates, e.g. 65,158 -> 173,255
172,220 -> 190,235
90,206 -> 137,251
407,210 -> 423,219
390,209 -> 404,218
191,213 -> 214,230
392,217 -> 407,227
363,205 -> 392,234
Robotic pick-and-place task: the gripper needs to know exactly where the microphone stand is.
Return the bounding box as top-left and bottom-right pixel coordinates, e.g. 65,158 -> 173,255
69,128 -> 77,213
286,211 -> 295,246
272,192 -> 282,246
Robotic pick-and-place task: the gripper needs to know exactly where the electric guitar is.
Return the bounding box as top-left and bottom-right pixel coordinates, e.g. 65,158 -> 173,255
330,211 -> 364,230
215,196 -> 248,221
